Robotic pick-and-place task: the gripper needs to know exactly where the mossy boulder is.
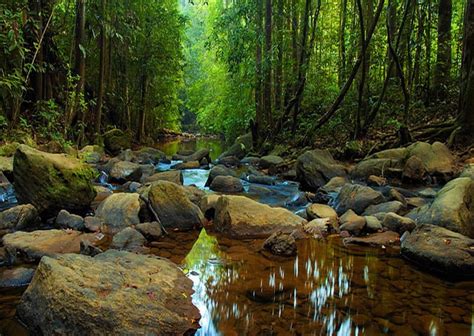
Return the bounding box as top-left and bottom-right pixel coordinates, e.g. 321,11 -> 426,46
0,142 -> 20,157
219,133 -> 253,160
13,145 -> 97,217
103,129 -> 132,155
78,145 -> 104,164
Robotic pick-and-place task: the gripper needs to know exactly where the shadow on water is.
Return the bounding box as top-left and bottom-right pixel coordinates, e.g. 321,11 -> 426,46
157,230 -> 474,336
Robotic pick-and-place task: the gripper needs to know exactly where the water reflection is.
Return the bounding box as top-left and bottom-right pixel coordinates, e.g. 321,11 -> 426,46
179,231 -> 474,336
155,138 -> 225,162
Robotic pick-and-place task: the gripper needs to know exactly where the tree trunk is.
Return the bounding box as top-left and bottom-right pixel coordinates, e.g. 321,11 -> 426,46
263,0 -> 273,127
274,0 -> 284,115
433,0 -> 452,100
138,73 -> 147,142
457,0 -> 474,139
95,0 -> 107,136
339,0 -> 348,87
255,0 -> 264,146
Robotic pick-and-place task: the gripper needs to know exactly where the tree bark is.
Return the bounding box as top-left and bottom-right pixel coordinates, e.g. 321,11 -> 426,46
95,0 -> 107,135
433,0 -> 452,100
255,0 -> 264,146
263,0 -> 273,127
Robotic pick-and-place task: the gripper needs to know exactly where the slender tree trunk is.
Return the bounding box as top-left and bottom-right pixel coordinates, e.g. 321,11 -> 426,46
457,0 -> 474,138
339,0 -> 348,87
138,73 -> 147,142
263,0 -> 273,127
95,0 -> 107,135
274,0 -> 284,115
255,0 -> 264,146
433,0 -> 452,100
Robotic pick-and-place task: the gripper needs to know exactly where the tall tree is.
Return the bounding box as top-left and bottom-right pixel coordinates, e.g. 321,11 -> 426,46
433,0 -> 452,99
457,0 -> 474,139
255,0 -> 264,145
263,0 -> 273,127
95,0 -> 107,136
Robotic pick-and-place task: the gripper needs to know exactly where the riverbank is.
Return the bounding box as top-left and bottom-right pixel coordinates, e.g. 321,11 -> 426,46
0,133 -> 472,335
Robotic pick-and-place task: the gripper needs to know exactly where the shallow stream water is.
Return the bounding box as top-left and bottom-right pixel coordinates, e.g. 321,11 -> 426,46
0,138 -> 473,335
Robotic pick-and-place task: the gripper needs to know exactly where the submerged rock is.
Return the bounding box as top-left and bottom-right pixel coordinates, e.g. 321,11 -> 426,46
17,250 -> 200,335
110,227 -> 146,252
335,184 -> 385,215
344,231 -> 400,247
148,181 -> 204,231
0,267 -> 35,288
210,176 -> 244,193
13,145 -> 97,217
263,232 -> 297,257
214,195 -> 305,238
401,224 -> 474,280
296,149 -> 347,191
96,193 -> 142,234
0,204 -> 40,231
2,229 -> 99,264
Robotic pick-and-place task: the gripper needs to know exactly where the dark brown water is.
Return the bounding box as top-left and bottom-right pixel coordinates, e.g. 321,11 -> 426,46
0,230 -> 473,335
153,230 -> 473,336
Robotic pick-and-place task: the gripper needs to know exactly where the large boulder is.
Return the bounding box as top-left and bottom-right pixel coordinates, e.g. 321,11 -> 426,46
183,148 -> 210,163
95,193 -> 142,234
213,195 -> 305,238
148,181 -> 204,231
78,145 -> 104,164
209,176 -> 244,193
109,161 -> 142,182
413,177 -> 474,238
260,155 -> 284,169
401,224 -> 474,280
103,129 -> 132,155
13,145 -> 97,217
16,250 -> 200,335
133,147 -> 166,164
296,150 -> 347,191
218,133 -> 253,160
2,229 -> 99,264
0,204 -> 40,231
352,142 -> 455,180
335,184 -> 384,215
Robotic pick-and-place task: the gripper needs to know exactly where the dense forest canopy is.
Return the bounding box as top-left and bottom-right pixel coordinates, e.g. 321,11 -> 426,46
0,0 -> 472,148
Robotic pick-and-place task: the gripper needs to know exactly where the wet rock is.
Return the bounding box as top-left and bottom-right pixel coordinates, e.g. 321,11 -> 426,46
401,224 -> 474,279
248,184 -> 272,195
136,222 -> 162,241
16,250 -> 200,335
110,227 -> 146,252
296,150 -> 347,191
382,213 -> 416,234
306,204 -> 338,224
13,145 -> 97,217
367,175 -> 387,187
247,174 -> 275,185
78,145 -> 104,164
0,267 -> 35,288
363,201 -> 405,216
339,210 -> 366,235
418,187 -> 437,198
109,161 -> 142,182
351,158 -> 401,180
406,197 -> 428,208
344,231 -> 400,247
218,156 -> 240,167
210,176 -> 244,193
184,185 -> 206,206
122,181 -> 142,193
103,129 -> 132,155
148,181 -> 204,231
263,232 -> 297,257
218,133 -> 253,160
303,218 -> 334,237
407,141 -> 455,177
84,216 -> 102,232
2,229 -> 99,264
96,193 -> 141,234
133,147 -> 166,164
260,155 -> 284,169
55,210 -> 85,231
388,188 -> 407,207
144,170 -> 183,185
460,164 -> 474,179
205,165 -> 237,187
414,177 -> 474,238
79,240 -> 103,257
0,156 -> 13,175
365,215 -> 383,232
320,176 -> 349,193
335,184 -> 385,215
171,161 -> 200,170
402,156 -> 427,181
200,194 -> 221,219
241,157 -> 261,166
183,148 -> 210,163
0,204 -> 40,231
214,195 -> 305,238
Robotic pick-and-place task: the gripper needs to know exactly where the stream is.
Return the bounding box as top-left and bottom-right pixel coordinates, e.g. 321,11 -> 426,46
0,138 -> 473,335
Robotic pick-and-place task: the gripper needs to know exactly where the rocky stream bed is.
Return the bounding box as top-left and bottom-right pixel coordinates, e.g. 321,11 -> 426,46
0,132 -> 472,335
